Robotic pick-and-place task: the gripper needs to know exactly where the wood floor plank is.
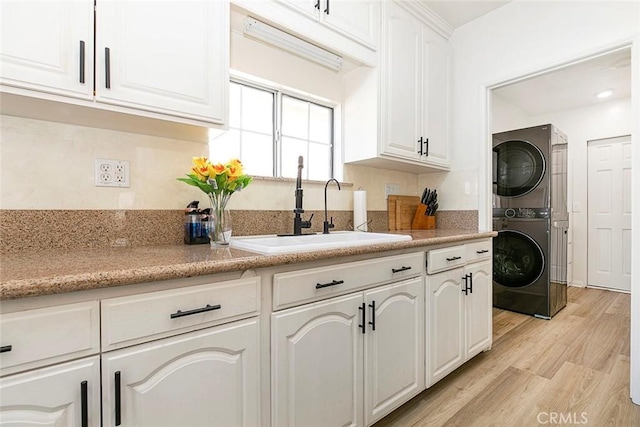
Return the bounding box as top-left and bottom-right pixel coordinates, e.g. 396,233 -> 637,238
373,287 -> 640,426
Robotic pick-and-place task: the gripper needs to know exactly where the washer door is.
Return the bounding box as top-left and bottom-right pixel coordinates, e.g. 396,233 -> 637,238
493,230 -> 545,288
493,140 -> 545,197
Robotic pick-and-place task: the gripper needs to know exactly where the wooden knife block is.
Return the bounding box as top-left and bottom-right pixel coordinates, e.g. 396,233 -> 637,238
387,196 -> 436,230
411,204 -> 436,230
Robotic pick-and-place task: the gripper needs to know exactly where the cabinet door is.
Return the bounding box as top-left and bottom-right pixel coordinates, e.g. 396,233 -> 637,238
102,318 -> 260,427
272,292 -> 363,427
380,1 -> 421,161
428,267 -> 465,386
95,0 -> 228,123
421,25 -> 449,167
0,1 -> 94,99
465,260 -> 492,358
275,0 -> 320,20
0,356 -> 101,426
364,277 -> 425,426
321,0 -> 378,49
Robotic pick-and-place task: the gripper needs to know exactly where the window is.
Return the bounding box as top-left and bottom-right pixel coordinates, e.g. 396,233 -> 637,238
210,80 -> 334,180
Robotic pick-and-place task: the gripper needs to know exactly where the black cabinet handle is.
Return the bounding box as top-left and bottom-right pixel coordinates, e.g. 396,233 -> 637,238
462,275 -> 469,295
314,0 -> 320,9
446,256 -> 462,262
476,249 -> 489,254
392,266 -> 411,273
316,279 -> 344,289
105,47 -> 111,89
170,304 -> 221,319
0,345 -> 12,353
418,137 -> 423,156
81,380 -> 88,427
468,272 -> 473,294
368,301 -> 376,331
324,0 -> 329,14
115,371 -> 121,426
424,138 -> 429,156
358,303 -> 366,334
79,40 -> 85,83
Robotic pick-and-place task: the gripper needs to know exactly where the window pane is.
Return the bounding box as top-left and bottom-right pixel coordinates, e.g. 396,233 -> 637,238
308,142 -> 331,181
229,83 -> 241,128
282,96 -> 308,140
241,131 -> 273,177
241,86 -> 274,134
309,104 -> 331,144
281,136 -> 308,179
210,129 -> 240,163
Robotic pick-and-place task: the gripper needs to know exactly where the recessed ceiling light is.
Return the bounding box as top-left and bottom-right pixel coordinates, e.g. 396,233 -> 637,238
596,90 -> 613,99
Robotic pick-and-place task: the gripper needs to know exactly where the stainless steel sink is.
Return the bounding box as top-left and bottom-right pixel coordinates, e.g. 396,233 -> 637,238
229,231 -> 412,255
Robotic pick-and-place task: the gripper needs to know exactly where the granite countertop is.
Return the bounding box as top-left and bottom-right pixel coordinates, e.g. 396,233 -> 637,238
0,229 -> 496,300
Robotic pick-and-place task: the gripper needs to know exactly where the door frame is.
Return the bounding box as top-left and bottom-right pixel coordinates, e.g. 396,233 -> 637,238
482,38 -> 639,404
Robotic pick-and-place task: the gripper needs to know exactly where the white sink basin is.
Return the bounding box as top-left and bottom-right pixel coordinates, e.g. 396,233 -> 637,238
229,231 -> 412,255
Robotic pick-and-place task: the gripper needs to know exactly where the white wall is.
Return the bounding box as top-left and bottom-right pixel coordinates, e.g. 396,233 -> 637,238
449,0 -> 640,404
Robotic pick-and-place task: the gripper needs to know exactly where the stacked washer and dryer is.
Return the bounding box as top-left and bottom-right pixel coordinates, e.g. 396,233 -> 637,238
492,124 -> 569,319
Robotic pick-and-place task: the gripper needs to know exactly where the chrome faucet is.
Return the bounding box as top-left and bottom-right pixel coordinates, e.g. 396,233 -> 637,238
323,178 -> 341,234
293,156 -> 314,235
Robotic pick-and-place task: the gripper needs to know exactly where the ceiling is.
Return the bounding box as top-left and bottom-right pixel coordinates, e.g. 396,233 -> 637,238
420,1 -> 631,116
421,0 -> 512,29
493,48 -> 632,116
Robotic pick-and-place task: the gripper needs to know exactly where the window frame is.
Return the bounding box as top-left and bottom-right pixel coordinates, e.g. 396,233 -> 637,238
228,75 -> 337,180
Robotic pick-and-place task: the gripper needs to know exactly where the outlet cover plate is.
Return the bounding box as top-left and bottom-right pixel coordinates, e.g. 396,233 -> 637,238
95,159 -> 130,187
385,183 -> 400,198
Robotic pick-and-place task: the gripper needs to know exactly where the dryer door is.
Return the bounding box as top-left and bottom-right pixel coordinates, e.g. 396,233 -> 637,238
493,229 -> 545,288
493,140 -> 546,198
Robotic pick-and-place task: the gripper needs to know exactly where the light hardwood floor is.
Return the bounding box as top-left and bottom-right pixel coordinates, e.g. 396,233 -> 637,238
374,286 -> 640,426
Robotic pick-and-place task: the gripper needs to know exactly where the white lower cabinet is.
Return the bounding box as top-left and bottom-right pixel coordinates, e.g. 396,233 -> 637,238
428,259 -> 492,386
272,276 -> 424,427
0,356 -> 101,426
102,318 -> 260,427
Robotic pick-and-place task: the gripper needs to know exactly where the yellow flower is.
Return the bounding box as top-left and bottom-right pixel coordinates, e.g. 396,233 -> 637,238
191,157 -> 212,181
210,163 -> 227,176
226,158 -> 244,180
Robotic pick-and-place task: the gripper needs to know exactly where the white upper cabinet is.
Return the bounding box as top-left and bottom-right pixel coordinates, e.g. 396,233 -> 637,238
1,0 -> 228,125
343,0 -> 450,173
232,0 -> 378,66
0,1 -> 94,99
276,0 -> 378,49
95,1 -> 228,123
381,0 -> 450,169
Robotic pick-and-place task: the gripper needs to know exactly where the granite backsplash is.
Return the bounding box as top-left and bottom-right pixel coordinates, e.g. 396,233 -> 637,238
0,209 -> 477,254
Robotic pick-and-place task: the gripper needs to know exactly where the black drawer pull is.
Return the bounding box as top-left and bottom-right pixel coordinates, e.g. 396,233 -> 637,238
446,256 -> 462,261
115,371 -> 121,426
0,345 -> 12,353
81,380 -> 88,427
79,40 -> 85,83
316,279 -> 344,289
368,300 -> 376,331
170,304 -> 221,319
392,266 -> 412,274
105,47 -> 111,89
358,303 -> 366,334
462,275 -> 469,295
476,249 -> 489,254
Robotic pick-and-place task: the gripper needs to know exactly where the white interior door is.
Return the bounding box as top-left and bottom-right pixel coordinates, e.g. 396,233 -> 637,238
587,136 -> 632,291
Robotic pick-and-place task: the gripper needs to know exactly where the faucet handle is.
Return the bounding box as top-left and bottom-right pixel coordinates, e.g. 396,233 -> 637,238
301,213 -> 314,229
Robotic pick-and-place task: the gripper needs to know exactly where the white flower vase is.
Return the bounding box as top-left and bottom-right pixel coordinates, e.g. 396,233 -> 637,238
208,193 -> 232,247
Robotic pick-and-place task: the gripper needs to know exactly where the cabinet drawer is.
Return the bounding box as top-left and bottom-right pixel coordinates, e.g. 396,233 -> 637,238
273,252 -> 423,310
0,301 -> 100,376
102,276 -> 260,351
465,240 -> 492,264
427,245 -> 466,274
